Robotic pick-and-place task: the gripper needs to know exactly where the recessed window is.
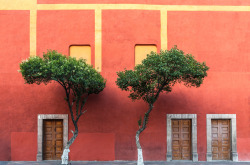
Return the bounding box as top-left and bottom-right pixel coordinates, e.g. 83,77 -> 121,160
70,45 -> 91,65
135,45 -> 157,65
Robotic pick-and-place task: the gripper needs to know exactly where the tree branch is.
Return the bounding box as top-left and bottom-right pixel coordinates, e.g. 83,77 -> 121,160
154,78 -> 167,102
75,96 -> 80,120
75,95 -> 88,122
61,83 -> 76,124
80,95 -> 89,113
136,103 -> 154,135
56,80 -> 64,87
76,109 -> 87,123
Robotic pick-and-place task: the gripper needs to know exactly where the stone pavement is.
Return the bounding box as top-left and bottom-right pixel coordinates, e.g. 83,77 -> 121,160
1,161 -> 250,165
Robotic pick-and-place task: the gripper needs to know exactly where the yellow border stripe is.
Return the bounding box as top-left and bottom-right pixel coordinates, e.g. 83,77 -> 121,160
166,5 -> 250,11
37,4 -> 159,10
1,1 -> 250,11
30,9 -> 37,57
161,10 -> 168,50
95,9 -> 102,72
37,4 -> 250,11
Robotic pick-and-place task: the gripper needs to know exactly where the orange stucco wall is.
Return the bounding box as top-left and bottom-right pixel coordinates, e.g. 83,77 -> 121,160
70,133 -> 115,160
11,132 -> 37,161
0,10 -> 30,161
0,0 -> 249,162
37,10 -> 95,66
102,10 -> 162,160
168,11 -> 250,160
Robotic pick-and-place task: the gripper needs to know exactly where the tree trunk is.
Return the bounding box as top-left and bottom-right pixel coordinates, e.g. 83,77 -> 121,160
61,130 -> 78,165
136,133 -> 144,165
60,84 -> 88,164
135,103 -> 154,165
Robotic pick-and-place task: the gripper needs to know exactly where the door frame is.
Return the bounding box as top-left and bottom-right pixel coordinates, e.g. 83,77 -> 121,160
206,114 -> 238,161
166,114 -> 198,161
37,114 -> 68,161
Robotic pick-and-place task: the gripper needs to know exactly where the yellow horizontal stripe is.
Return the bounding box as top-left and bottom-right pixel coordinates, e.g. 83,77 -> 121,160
1,1 -> 250,12
37,4 -> 250,12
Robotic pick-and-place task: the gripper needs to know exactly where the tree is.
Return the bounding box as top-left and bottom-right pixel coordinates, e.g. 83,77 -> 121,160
19,50 -> 106,165
116,46 -> 209,165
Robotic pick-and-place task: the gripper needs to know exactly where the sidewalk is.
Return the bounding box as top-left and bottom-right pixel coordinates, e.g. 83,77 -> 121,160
1,161 -> 250,165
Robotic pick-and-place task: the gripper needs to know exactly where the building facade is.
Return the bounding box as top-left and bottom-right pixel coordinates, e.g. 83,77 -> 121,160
0,0 -> 249,162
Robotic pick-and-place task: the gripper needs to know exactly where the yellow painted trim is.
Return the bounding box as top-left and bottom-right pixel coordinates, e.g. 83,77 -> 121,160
95,9 -> 102,72
161,10 -> 168,50
0,0 -> 36,10
30,9 -> 37,57
37,4 -> 160,10
36,4 -> 250,12
166,5 -> 250,11
0,0 -> 250,11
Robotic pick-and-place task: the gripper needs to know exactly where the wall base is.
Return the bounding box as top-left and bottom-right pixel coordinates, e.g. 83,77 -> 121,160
36,153 -> 42,161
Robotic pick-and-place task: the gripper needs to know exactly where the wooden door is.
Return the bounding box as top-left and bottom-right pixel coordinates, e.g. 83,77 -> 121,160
43,119 -> 63,160
172,119 -> 191,160
212,119 -> 231,160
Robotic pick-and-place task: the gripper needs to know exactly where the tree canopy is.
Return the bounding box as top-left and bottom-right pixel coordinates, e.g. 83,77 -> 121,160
20,50 -> 105,96
116,46 -> 209,105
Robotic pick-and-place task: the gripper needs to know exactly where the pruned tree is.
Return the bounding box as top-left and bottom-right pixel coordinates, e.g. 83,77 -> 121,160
19,50 -> 106,165
116,46 -> 209,165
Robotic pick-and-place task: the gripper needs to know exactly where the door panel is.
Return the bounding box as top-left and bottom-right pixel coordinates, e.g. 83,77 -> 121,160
172,119 -> 191,160
212,119 -> 231,160
43,119 -> 63,160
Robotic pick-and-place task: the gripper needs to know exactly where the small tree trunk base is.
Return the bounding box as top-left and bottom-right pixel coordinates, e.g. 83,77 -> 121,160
61,148 -> 70,165
137,149 -> 144,165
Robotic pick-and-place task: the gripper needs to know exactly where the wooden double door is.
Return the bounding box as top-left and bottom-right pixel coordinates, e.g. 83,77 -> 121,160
43,119 -> 63,160
172,119 -> 192,160
211,119 -> 231,160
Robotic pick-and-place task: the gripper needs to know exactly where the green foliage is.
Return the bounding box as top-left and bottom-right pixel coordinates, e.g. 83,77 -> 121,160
20,50 -> 106,96
116,46 -> 209,104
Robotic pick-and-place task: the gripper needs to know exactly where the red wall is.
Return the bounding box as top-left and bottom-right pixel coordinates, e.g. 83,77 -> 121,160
0,2 -> 249,162
0,10 -> 30,161
167,11 -> 250,160
11,132 -> 37,161
102,10 -> 162,160
70,133 -> 115,160
37,10 -> 95,66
